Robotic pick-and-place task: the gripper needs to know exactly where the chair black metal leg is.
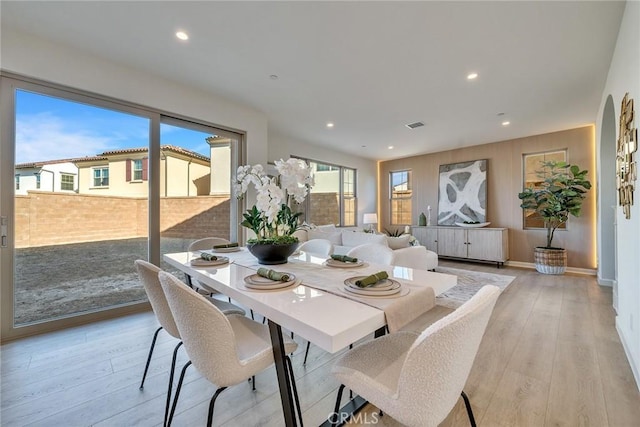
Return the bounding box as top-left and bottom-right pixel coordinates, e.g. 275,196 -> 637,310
206,387 -> 227,427
164,342 -> 183,427
303,341 -> 311,365
285,356 -> 304,427
461,390 -> 477,427
250,309 -> 255,320
139,326 -> 163,389
251,375 -> 256,391
167,360 -> 192,427
331,384 -> 346,427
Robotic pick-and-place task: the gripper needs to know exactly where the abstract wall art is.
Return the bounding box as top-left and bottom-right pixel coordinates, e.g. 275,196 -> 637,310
438,159 -> 487,225
617,92 -> 637,219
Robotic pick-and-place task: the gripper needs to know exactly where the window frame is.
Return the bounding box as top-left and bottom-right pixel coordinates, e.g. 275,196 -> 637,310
60,173 -> 75,191
389,169 -> 413,225
93,166 -> 110,187
292,156 -> 357,227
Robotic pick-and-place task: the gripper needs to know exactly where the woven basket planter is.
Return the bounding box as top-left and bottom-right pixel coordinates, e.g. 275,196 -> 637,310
534,247 -> 567,275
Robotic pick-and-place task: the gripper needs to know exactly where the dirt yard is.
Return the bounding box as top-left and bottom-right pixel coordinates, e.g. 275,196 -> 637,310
14,237 -> 192,325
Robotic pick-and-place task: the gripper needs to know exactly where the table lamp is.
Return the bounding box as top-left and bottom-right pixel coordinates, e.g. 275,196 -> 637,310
363,213 -> 378,232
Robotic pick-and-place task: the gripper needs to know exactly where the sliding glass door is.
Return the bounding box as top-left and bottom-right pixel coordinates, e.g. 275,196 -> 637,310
0,76 -> 244,340
158,118 -> 242,274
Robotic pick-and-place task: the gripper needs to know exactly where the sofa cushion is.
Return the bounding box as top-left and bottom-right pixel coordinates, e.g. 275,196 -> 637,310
341,231 -> 388,248
307,229 -> 343,245
386,234 -> 413,250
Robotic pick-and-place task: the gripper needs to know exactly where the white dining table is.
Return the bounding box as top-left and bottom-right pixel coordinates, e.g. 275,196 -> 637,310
163,249 -> 456,426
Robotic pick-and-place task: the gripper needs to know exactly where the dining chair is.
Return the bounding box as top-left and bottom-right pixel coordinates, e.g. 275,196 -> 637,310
331,285 -> 500,427
134,260 -> 245,425
298,238 -> 334,256
158,271 -> 302,427
346,243 -> 394,265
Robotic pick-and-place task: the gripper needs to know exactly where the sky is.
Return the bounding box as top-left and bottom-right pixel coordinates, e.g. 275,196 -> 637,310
15,89 -> 214,164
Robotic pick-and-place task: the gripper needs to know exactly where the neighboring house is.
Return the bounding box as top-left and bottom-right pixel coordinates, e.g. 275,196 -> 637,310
14,160 -> 79,195
75,145 -> 212,197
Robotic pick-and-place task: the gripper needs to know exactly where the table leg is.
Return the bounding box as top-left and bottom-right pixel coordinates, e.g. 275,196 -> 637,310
268,320 -> 297,427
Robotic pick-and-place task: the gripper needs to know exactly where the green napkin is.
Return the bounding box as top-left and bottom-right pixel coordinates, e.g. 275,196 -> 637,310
213,242 -> 239,249
257,267 -> 291,282
355,271 -> 389,288
331,254 -> 358,263
200,253 -> 218,261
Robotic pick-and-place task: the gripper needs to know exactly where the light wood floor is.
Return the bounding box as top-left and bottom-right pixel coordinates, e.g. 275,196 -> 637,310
2,260 -> 639,426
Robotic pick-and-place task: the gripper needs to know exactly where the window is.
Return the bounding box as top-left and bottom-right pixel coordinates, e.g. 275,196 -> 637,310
36,173 -> 41,189
126,158 -> 147,181
133,159 -> 143,180
15,175 -> 20,190
293,157 -> 357,226
93,167 -> 109,187
61,174 -> 74,191
390,170 -> 412,224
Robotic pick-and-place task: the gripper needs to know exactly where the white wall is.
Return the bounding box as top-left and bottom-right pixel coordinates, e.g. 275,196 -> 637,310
1,27 -> 269,166
268,131 -> 378,227
596,0 -> 640,388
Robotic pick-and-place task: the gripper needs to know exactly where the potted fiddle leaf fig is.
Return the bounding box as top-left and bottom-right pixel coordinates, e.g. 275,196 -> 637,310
518,160 -> 591,274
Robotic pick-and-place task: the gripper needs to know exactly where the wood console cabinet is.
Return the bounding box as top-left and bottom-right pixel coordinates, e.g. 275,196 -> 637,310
411,226 -> 509,267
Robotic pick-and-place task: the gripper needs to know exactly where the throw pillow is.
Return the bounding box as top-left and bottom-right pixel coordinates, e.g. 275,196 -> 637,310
307,229 -> 342,245
341,231 -> 388,247
386,234 -> 412,250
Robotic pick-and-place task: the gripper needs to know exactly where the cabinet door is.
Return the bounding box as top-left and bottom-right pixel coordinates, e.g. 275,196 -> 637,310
437,228 -> 467,258
411,227 -> 428,246
424,228 -> 438,253
466,229 -> 505,261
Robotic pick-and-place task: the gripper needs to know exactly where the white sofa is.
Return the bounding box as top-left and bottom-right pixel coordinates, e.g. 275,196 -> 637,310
293,225 -> 438,271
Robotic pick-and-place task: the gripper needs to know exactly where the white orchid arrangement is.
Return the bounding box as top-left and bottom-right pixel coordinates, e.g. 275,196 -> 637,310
235,158 -> 314,243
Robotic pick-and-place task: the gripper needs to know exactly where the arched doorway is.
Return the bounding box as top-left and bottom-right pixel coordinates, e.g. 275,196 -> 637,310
599,94 -> 617,308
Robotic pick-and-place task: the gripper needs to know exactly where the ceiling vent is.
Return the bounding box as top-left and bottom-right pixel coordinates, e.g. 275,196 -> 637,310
405,121 -> 425,129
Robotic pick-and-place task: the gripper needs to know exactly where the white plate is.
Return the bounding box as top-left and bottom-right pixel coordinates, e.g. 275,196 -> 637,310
190,256 -> 229,267
343,277 -> 401,296
244,273 -> 296,289
454,222 -> 491,228
211,246 -> 242,253
324,259 -> 365,268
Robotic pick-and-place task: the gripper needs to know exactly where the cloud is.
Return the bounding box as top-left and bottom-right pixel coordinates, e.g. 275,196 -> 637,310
15,112 -> 123,164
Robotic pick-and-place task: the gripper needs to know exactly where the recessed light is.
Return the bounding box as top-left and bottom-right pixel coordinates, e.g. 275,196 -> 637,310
388,145 -> 394,149
176,31 -> 189,41
502,121 -> 510,126
326,122 -> 334,128
467,72 -> 478,80
496,112 -> 505,116
270,74 -> 279,80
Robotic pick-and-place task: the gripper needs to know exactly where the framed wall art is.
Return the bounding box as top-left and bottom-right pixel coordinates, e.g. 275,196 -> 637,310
437,159 -> 487,225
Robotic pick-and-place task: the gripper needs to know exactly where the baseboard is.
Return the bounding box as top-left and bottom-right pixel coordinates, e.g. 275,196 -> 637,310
505,261 -> 596,276
616,321 -> 640,392
597,277 -> 615,287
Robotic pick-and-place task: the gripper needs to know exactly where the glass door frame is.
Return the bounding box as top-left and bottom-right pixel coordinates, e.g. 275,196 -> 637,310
0,73 -> 245,341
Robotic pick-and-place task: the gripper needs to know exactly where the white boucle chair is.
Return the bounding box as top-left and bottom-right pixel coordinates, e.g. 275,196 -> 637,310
158,271 -> 301,427
346,243 -> 394,265
186,237 -> 232,293
330,285 -> 500,427
393,245 -> 438,271
298,238 -> 334,256
134,260 -> 245,426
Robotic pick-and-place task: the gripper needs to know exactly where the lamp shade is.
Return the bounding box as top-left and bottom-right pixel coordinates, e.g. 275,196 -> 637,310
363,213 -> 378,224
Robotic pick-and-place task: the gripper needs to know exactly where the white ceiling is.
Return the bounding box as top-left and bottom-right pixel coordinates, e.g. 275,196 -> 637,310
1,1 -> 626,160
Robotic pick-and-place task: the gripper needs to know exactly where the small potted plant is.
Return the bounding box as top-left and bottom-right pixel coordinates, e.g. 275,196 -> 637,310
235,159 -> 314,264
518,160 -> 591,274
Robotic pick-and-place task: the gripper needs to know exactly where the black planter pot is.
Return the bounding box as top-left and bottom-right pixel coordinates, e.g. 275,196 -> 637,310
247,242 -> 299,265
